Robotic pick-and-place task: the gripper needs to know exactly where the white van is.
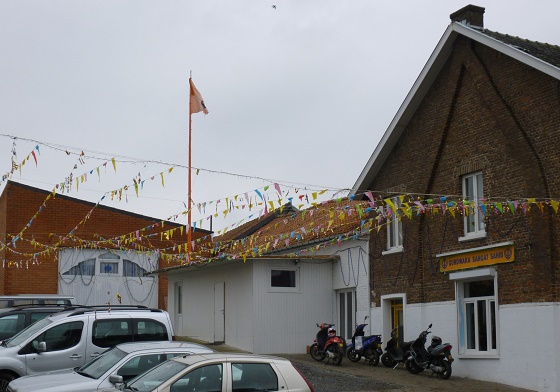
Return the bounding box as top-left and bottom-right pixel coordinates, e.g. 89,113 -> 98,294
0,295 -> 78,309
0,305 -> 175,390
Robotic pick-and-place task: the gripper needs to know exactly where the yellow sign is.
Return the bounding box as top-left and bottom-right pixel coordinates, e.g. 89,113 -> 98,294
439,245 -> 515,273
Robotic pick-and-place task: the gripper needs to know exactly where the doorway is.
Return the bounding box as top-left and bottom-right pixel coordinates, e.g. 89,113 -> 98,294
338,289 -> 356,341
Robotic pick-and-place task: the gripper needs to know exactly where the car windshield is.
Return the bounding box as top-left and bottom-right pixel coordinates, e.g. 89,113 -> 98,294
126,360 -> 189,392
5,317 -> 53,347
77,346 -> 127,379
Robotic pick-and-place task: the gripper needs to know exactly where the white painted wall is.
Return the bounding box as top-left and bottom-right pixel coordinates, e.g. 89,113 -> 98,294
384,300 -> 560,391
167,261 -> 254,352
276,238 -> 372,336
165,237 -> 370,355
252,258 -> 333,354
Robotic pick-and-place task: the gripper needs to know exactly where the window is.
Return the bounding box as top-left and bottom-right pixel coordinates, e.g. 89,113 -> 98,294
462,172 -> 485,238
33,321 -> 83,352
271,270 -> 296,287
172,364 -> 222,392
381,196 -> 403,253
99,252 -> 120,275
92,319 -> 132,347
175,283 -> 182,315
123,259 -> 147,277
269,267 -> 299,292
232,363 -> 278,392
451,269 -> 498,356
133,319 -> 168,342
62,258 -> 95,276
0,314 -> 25,340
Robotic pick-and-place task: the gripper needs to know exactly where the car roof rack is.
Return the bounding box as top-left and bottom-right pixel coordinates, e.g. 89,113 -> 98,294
4,303 -> 73,310
61,304 -> 161,316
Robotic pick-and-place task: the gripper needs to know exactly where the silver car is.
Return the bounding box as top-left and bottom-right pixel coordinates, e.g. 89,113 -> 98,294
99,352 -> 314,392
7,341 -> 214,392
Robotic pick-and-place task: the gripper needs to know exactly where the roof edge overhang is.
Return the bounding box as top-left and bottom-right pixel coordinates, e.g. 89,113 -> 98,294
350,22 -> 560,197
147,254 -> 340,276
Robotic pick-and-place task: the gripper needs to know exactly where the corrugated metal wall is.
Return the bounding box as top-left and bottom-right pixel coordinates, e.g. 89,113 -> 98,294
252,259 -> 333,354
168,261 -> 255,352
58,248 -> 158,308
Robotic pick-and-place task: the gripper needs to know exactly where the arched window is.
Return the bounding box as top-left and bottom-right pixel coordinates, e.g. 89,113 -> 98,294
62,258 -> 95,276
123,259 -> 147,277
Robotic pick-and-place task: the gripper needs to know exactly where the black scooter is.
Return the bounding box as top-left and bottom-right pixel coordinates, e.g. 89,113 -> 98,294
380,326 -> 414,368
404,323 -> 454,379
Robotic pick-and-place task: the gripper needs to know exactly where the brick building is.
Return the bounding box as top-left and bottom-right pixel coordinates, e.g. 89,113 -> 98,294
0,180 -> 211,310
352,5 -> 560,390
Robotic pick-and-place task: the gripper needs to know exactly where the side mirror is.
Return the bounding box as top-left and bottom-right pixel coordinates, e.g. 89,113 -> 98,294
37,341 -> 47,353
109,374 -> 124,385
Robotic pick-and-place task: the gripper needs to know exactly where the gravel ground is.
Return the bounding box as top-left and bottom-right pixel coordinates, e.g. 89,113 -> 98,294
279,354 -> 536,392
289,359 -> 398,391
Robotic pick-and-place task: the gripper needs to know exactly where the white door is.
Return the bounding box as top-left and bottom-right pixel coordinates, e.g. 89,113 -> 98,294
214,282 -> 225,343
338,289 -> 356,341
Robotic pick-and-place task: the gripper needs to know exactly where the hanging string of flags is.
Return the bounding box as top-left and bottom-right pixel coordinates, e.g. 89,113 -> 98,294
2,191 -> 560,268
0,144 -> 40,186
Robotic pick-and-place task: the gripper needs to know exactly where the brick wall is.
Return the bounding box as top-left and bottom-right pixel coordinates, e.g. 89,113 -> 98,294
0,181 -> 212,310
368,35 -> 560,306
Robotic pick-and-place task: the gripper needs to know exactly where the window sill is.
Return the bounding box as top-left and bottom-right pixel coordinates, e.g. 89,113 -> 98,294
382,246 -> 404,256
458,232 -> 487,243
458,352 -> 500,359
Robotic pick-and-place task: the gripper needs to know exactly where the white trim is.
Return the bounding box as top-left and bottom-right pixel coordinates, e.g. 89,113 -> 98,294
458,232 -> 487,242
449,267 -> 496,281
382,245 -> 403,256
267,266 -> 300,293
437,241 -> 514,258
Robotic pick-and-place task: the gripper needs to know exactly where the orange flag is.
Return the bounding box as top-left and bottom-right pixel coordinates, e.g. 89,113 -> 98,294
190,78 -> 209,115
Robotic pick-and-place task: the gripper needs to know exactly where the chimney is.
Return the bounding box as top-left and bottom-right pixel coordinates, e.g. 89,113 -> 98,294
450,4 -> 485,29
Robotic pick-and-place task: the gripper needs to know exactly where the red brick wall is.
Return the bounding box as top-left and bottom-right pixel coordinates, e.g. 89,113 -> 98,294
368,36 -> 560,306
0,181 -> 211,310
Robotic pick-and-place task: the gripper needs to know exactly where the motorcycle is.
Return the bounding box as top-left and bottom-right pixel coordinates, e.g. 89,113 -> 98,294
346,316 -> 382,366
381,326 -> 414,368
309,323 -> 346,366
404,323 -> 454,379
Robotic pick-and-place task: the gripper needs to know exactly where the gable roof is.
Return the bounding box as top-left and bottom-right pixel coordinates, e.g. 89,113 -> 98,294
351,20 -> 560,196
214,198 -> 372,257
150,198 -> 374,274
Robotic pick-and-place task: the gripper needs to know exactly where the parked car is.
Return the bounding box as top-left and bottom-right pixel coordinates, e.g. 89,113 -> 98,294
99,352 -> 315,392
0,305 -> 70,341
0,295 -> 77,309
6,341 -> 214,392
0,305 -> 175,391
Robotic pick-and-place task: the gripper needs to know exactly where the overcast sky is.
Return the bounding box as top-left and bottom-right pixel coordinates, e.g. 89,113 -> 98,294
1,1 -> 559,234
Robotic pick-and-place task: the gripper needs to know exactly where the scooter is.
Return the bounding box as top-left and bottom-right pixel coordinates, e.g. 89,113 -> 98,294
404,323 -> 454,379
381,326 -> 414,368
346,316 -> 382,366
309,323 -> 346,366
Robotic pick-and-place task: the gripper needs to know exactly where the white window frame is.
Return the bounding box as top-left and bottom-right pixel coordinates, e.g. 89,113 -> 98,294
382,196 -> 403,255
268,266 -> 300,293
460,172 -> 486,241
450,268 -> 499,358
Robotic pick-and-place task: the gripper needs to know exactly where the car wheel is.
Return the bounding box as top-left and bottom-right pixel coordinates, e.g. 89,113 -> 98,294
0,372 -> 16,392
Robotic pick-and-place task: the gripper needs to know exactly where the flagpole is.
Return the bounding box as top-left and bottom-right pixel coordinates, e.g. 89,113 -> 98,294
187,74 -> 193,257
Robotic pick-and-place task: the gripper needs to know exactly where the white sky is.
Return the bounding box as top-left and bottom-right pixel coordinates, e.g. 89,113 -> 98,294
1,1 -> 559,234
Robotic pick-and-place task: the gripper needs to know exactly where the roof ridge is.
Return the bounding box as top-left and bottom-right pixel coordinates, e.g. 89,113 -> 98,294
483,28 -> 560,49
